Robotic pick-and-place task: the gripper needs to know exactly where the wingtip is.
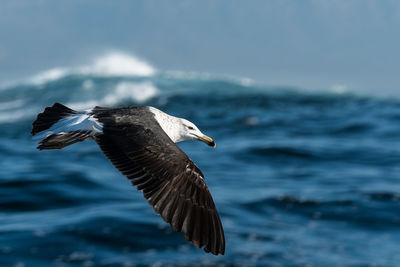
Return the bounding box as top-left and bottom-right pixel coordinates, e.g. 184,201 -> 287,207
203,246 -> 225,256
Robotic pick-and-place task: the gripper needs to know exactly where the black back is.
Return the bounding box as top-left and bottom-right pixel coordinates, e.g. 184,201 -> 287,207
92,106 -> 225,255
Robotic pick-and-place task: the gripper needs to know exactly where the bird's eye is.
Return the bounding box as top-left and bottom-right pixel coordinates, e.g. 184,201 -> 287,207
188,126 -> 194,130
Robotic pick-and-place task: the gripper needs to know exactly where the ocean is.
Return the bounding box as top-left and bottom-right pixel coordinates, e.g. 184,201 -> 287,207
0,52 -> 399,266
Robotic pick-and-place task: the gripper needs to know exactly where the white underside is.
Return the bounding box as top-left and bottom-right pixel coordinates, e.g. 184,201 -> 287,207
33,110 -> 103,139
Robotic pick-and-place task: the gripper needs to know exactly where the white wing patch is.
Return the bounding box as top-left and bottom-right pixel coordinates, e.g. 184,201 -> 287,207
33,110 -> 103,140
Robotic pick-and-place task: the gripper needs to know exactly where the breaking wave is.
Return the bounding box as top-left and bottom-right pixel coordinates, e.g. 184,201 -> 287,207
67,81 -> 159,110
29,51 -> 156,85
0,50 -> 398,126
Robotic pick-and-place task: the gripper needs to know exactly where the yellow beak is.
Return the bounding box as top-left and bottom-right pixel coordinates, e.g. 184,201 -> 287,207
197,134 -> 216,147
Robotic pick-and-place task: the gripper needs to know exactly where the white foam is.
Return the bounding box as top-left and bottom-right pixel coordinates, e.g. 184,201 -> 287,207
79,51 -> 156,77
164,70 -> 254,87
0,99 -> 33,123
105,81 -> 159,104
30,68 -> 69,85
239,77 -> 255,87
67,81 -> 159,110
0,107 -> 38,123
330,84 -> 349,94
0,99 -> 25,111
27,51 -> 156,86
82,80 -> 94,90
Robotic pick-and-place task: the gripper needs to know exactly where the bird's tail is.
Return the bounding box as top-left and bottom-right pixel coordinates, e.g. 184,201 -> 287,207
31,103 -> 102,150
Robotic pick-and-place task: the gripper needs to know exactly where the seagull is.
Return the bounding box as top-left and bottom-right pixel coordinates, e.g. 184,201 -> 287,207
31,103 -> 225,255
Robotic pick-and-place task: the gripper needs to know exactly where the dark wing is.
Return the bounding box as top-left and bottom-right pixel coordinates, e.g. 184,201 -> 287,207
94,117 -> 225,255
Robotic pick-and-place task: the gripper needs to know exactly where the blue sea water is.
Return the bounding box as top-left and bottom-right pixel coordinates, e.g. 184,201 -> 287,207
0,55 -> 400,266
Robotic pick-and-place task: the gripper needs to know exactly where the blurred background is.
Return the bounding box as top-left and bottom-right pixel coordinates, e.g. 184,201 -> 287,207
1,1 -> 400,266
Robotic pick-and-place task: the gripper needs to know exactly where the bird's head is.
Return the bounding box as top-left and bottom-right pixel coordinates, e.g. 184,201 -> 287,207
179,119 -> 216,147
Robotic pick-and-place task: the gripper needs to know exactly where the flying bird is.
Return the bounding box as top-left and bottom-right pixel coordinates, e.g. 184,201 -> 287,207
31,103 -> 225,255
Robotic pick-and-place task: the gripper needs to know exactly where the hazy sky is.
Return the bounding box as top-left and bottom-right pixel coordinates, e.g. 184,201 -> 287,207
0,0 -> 399,93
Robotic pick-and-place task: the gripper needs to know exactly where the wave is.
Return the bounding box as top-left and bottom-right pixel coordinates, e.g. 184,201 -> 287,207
67,81 -> 159,110
29,68 -> 70,86
0,106 -> 38,124
0,80 -> 159,124
239,194 -> 400,229
0,99 -> 25,111
163,70 -> 255,87
29,51 -> 156,85
1,50 -> 399,126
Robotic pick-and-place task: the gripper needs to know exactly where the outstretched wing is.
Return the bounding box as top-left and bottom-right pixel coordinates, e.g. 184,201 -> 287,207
94,111 -> 225,255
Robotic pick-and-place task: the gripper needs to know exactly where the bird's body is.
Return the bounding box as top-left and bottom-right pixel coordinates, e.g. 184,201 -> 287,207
31,103 -> 224,255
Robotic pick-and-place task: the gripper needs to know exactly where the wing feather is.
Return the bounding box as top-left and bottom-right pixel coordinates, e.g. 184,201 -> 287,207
94,113 -> 225,255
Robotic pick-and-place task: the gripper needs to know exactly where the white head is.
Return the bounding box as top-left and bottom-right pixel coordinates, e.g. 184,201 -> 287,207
176,118 -> 216,147
149,107 -> 216,147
